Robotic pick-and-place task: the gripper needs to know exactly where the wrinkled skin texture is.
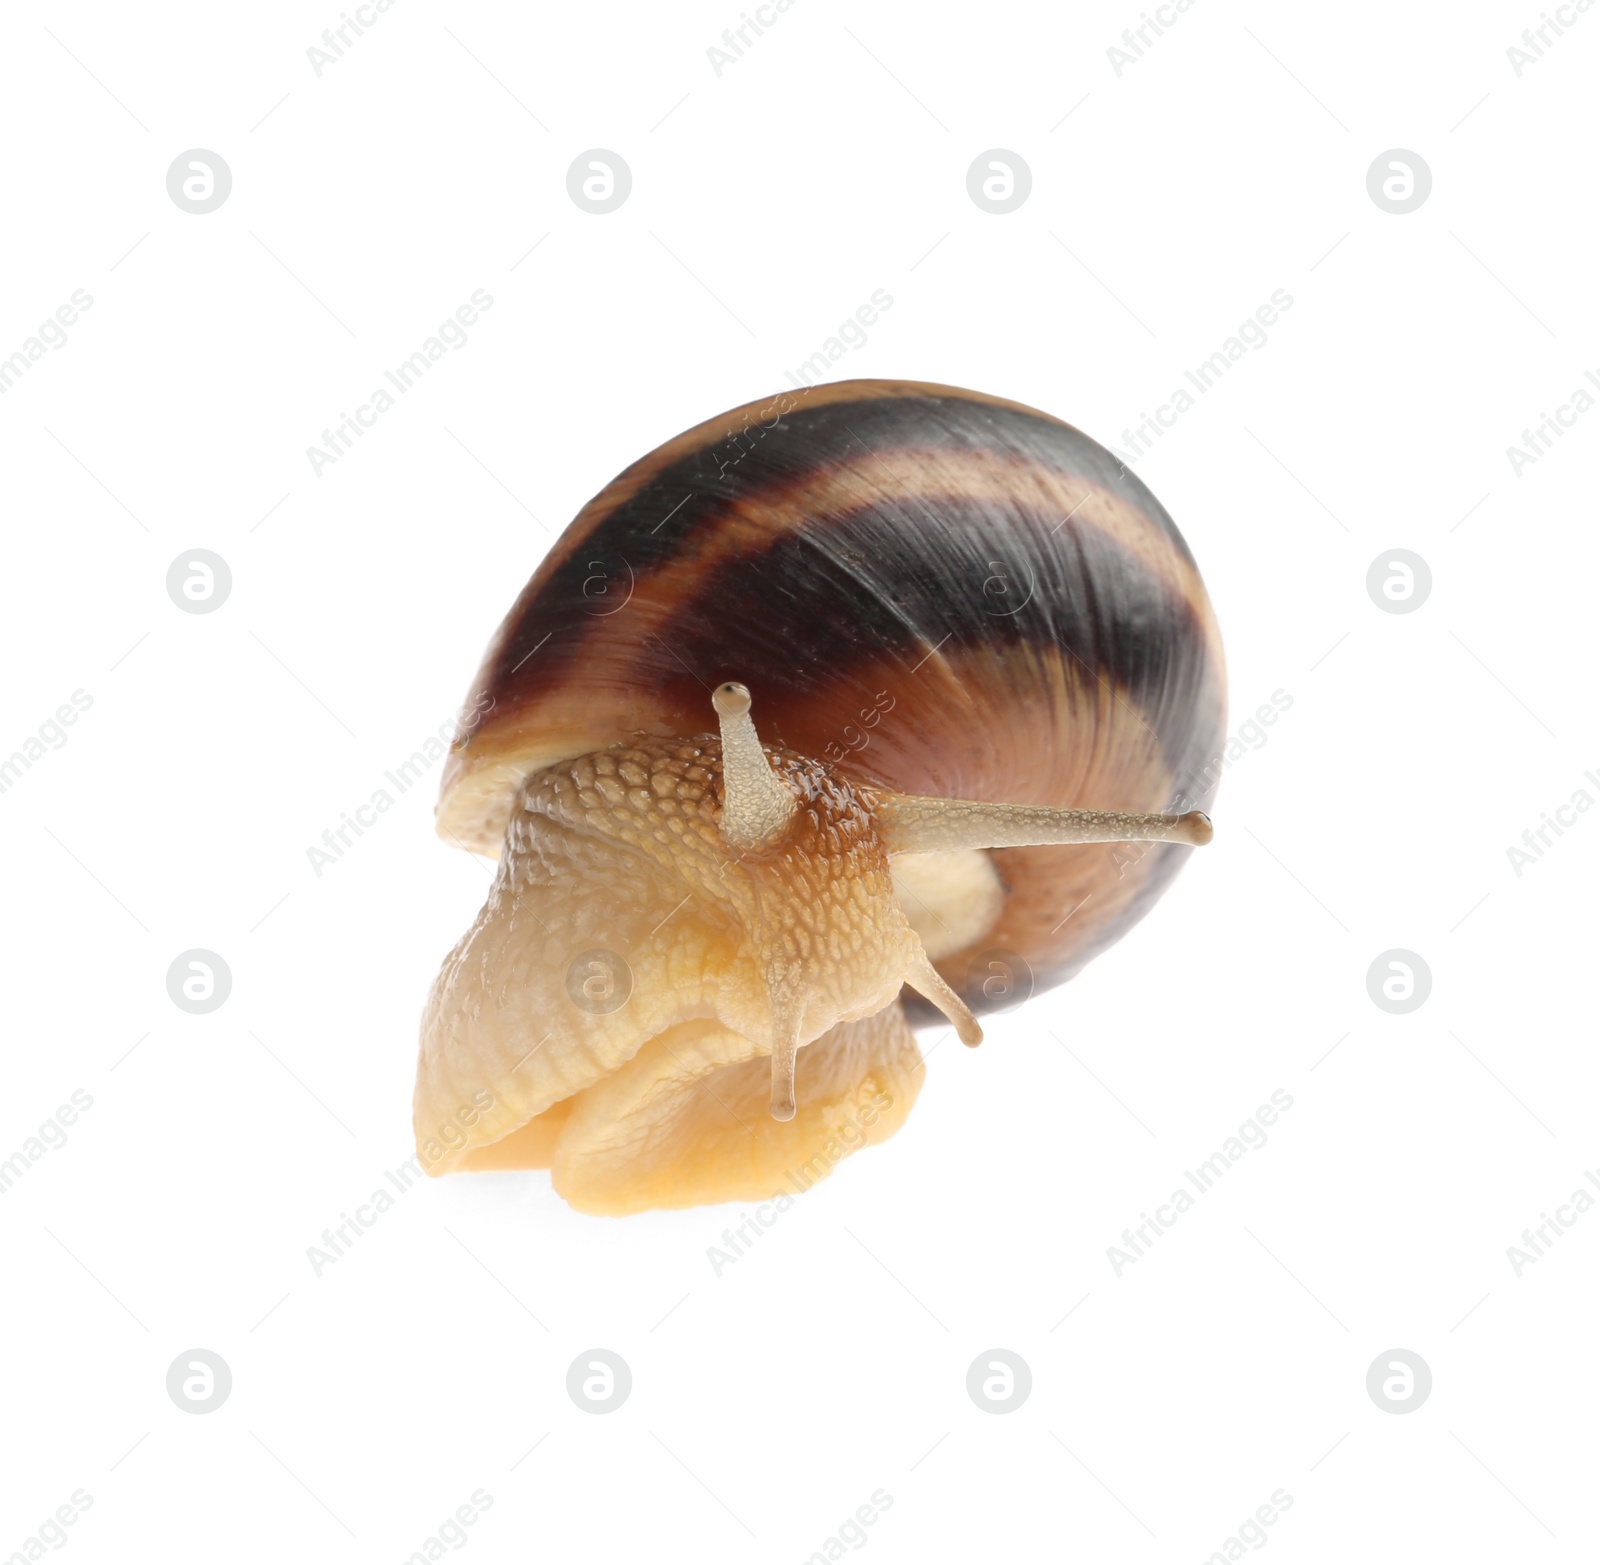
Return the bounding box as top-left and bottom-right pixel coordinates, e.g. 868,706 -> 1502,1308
415,736 -> 929,1214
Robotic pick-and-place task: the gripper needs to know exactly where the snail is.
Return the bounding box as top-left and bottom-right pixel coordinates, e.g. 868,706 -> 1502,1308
414,379 -> 1226,1215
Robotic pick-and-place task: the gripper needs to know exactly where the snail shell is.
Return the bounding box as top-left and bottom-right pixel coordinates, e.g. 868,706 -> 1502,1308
416,379 -> 1226,1214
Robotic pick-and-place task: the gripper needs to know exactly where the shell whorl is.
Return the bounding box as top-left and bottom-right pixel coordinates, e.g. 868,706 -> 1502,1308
438,378 -> 1227,1015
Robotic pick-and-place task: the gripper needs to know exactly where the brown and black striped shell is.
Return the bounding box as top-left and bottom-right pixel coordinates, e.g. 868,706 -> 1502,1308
437,379 -> 1226,1017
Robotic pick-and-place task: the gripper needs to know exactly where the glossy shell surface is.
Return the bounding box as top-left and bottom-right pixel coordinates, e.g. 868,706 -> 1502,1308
437,379 -> 1227,1013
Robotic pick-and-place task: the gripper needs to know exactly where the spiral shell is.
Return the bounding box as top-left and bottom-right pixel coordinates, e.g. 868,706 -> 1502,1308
437,378 -> 1226,1013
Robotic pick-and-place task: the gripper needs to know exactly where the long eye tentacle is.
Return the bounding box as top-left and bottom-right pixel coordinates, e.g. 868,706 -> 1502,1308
713,682 -> 798,852
874,795 -> 1213,854
708,684 -> 1211,1094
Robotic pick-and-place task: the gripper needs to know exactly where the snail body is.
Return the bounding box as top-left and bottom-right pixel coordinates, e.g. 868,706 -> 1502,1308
415,380 -> 1226,1214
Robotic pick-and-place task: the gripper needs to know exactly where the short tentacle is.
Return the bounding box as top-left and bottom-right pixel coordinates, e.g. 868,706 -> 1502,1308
901,945 -> 983,1047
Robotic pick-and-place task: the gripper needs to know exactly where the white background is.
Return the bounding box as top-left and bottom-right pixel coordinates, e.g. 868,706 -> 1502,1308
1,1 -> 1596,1560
